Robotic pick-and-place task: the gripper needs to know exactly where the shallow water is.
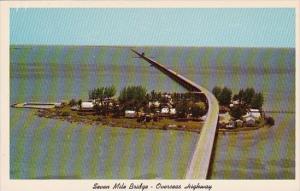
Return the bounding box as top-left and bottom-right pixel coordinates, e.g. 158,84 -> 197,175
10,45 -> 295,179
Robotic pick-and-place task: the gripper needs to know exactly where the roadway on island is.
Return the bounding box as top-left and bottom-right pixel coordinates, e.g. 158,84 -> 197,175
131,49 -> 219,179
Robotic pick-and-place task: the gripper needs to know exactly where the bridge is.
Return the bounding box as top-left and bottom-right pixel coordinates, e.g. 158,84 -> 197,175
131,49 -> 219,179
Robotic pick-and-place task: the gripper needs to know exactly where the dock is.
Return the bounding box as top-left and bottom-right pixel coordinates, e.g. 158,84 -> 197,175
11,102 -> 62,109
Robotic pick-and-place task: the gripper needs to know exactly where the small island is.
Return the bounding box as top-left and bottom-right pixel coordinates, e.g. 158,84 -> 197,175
212,86 -> 274,132
35,85 -> 208,133
12,85 -> 274,133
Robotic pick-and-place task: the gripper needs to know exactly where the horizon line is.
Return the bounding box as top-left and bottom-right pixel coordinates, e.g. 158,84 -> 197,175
10,43 -> 295,49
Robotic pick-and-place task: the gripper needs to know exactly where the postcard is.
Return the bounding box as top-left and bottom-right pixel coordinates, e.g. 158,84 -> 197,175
1,1 -> 299,191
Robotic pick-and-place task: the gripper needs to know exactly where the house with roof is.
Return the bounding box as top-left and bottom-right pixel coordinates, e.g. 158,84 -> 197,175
125,110 -> 136,118
80,101 -> 95,111
235,119 -> 244,127
226,120 -> 236,129
244,116 -> 256,126
242,108 -> 261,121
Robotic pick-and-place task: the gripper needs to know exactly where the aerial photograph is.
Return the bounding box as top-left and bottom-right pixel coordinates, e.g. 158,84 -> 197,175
10,8 -> 295,179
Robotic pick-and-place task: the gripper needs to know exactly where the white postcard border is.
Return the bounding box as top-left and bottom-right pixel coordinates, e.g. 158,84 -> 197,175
1,1 -> 299,191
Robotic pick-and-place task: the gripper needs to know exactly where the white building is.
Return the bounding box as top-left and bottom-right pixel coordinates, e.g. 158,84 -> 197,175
244,116 -> 256,126
233,100 -> 240,105
249,109 -> 261,118
243,109 -> 261,120
200,115 -> 207,121
81,101 -> 95,111
170,108 -> 176,115
125,110 -> 136,118
161,107 -> 169,114
226,120 -> 236,129
54,102 -> 63,108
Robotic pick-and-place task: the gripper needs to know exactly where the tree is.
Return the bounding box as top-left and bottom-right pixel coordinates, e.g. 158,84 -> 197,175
150,90 -> 158,101
184,92 -> 193,100
93,104 -> 103,115
176,100 -> 189,118
111,103 -> 121,117
119,86 -> 147,111
212,86 -> 222,100
69,99 -> 77,106
232,89 -> 245,102
78,99 -> 82,109
251,92 -> 264,109
238,89 -> 244,101
104,86 -> 116,98
243,88 -> 255,105
145,93 -> 151,102
89,86 -> 116,100
218,87 -> 232,106
266,116 -> 275,126
160,96 -> 169,104
191,102 -> 206,118
229,105 -> 246,119
89,87 -> 104,100
212,86 -> 232,106
232,94 -> 240,101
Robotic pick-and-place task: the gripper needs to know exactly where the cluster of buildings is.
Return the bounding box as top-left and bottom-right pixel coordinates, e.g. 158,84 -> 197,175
70,92 -> 207,122
68,91 -> 263,128
126,93 -> 178,119
71,98 -> 115,112
71,93 -> 179,119
219,100 -> 262,129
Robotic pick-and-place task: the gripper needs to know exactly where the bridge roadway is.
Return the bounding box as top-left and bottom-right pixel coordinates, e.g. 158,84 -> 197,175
131,49 -> 219,179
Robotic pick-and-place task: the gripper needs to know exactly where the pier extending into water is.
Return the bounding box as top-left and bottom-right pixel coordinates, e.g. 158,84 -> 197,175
11,102 -> 62,109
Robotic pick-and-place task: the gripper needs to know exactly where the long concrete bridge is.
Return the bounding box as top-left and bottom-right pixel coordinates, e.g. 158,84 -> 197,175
131,49 -> 219,179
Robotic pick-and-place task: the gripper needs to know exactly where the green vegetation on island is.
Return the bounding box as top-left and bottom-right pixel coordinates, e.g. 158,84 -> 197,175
14,85 -> 274,133
212,86 -> 274,131
35,85 -> 208,133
